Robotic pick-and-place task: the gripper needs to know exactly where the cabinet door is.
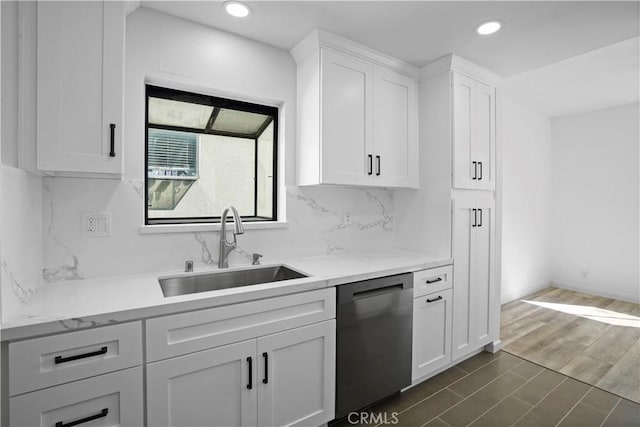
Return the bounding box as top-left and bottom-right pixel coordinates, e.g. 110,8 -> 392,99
147,340 -> 257,427
37,1 -> 124,176
373,67 -> 418,188
452,198 -> 475,360
10,367 -> 142,427
452,73 -> 496,190
452,73 -> 476,189
321,49 -> 374,186
472,199 -> 497,347
451,198 -> 496,360
257,320 -> 336,427
473,82 -> 496,190
412,289 -> 452,380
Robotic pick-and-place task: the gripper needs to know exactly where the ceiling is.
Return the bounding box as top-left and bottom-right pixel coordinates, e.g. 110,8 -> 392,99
141,1 -> 639,77
502,37 -> 640,118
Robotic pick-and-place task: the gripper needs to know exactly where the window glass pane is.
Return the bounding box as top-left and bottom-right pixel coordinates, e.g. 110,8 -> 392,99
148,134 -> 255,220
148,97 -> 213,129
211,108 -> 270,135
146,85 -> 277,224
257,122 -> 274,218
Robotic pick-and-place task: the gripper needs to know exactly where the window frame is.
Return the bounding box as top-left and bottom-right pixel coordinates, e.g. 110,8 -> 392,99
144,84 -> 279,225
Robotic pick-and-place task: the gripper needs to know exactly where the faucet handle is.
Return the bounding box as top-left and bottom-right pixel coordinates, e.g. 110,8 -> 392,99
185,260 -> 194,272
252,253 -> 263,265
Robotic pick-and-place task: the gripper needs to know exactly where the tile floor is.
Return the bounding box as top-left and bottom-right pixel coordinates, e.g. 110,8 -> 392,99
501,287 -> 640,403
332,351 -> 640,427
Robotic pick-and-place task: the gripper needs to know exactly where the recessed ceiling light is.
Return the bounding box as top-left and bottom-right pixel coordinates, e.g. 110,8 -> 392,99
223,1 -> 252,18
476,21 -> 502,36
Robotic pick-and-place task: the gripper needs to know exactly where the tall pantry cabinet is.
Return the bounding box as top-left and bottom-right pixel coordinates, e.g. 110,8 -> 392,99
419,55 -> 501,363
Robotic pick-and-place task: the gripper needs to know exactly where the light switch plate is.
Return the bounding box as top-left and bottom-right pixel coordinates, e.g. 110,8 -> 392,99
82,212 -> 112,237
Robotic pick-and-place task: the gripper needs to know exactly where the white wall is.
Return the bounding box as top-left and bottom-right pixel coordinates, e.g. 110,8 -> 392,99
42,7 -> 395,281
499,95 -> 553,303
551,103 -> 639,302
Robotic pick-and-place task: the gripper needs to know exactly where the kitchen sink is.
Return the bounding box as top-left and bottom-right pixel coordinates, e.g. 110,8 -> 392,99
159,265 -> 308,297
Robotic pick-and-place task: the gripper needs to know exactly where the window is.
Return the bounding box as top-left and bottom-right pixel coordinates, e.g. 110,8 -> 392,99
145,85 -> 278,225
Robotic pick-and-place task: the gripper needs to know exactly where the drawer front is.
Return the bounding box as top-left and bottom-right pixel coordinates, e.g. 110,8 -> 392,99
9,321 -> 142,396
413,265 -> 453,298
10,366 -> 143,427
146,287 -> 336,362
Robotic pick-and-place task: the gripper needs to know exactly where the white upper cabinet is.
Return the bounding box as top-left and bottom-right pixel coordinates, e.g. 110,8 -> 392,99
452,72 -> 496,190
292,30 -> 419,188
37,1 -> 125,178
320,49 -> 374,186
373,67 -> 418,187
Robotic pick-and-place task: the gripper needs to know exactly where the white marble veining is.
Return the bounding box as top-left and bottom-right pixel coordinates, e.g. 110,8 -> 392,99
42,179 -> 396,281
2,251 -> 452,341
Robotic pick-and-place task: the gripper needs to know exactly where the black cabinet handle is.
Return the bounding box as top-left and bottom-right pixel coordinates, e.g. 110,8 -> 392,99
472,209 -> 477,227
426,277 -> 442,284
376,155 -> 381,176
472,161 -> 477,180
54,346 -> 107,364
478,162 -> 483,180
247,357 -> 253,389
262,352 -> 269,384
427,296 -> 443,303
109,124 -> 116,157
478,209 -> 483,227
56,408 -> 108,427
367,154 -> 373,175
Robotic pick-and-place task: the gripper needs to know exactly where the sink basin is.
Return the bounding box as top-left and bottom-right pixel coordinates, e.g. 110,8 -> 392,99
159,265 -> 308,297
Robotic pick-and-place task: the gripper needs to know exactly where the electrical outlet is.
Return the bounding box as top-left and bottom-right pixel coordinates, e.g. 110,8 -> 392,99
83,212 -> 112,237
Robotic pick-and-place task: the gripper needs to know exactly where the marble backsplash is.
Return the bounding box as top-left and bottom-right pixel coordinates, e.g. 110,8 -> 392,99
1,166 -> 43,321
42,177 -> 395,282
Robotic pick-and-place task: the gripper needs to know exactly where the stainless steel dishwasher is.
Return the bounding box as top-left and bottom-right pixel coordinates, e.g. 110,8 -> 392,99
335,273 -> 413,420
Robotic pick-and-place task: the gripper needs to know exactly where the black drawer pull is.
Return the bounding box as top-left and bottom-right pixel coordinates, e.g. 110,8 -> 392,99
472,161 -> 477,180
478,161 -> 483,180
262,352 -> 269,384
376,155 -> 381,176
56,408 -> 108,427
109,124 -> 116,157
427,296 -> 443,303
247,357 -> 253,389
426,277 -> 443,284
478,209 -> 483,227
367,154 -> 373,175
54,346 -> 108,364
472,208 -> 477,227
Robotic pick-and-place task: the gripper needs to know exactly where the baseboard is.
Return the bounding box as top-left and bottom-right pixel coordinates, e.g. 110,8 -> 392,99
501,282 -> 552,304
552,281 -> 639,304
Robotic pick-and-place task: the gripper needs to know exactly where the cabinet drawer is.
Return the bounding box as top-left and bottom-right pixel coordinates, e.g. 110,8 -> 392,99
10,366 -> 143,427
413,265 -> 453,297
9,321 -> 142,396
146,287 -> 336,362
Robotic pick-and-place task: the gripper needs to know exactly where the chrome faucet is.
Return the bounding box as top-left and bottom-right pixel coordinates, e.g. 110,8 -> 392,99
218,206 -> 245,268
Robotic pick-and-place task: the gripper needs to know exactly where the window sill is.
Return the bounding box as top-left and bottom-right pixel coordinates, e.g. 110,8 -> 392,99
139,221 -> 289,234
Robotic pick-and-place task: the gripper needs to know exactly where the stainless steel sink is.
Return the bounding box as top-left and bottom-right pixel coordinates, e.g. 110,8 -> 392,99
159,265 -> 308,297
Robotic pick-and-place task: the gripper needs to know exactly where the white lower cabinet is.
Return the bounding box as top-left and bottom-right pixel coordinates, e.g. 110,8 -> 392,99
147,320 -> 336,427
412,269 -> 453,381
452,197 -> 497,360
9,366 -> 143,427
147,339 -> 257,427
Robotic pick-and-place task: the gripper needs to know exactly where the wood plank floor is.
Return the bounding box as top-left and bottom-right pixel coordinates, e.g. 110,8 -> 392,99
501,286 -> 640,403
330,351 -> 640,426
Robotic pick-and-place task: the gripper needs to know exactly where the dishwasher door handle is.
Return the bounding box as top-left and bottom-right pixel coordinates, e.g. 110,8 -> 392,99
338,273 -> 413,304
353,284 -> 404,300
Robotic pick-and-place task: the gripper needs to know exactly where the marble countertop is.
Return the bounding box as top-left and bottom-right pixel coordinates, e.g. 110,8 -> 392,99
1,250 -> 452,342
